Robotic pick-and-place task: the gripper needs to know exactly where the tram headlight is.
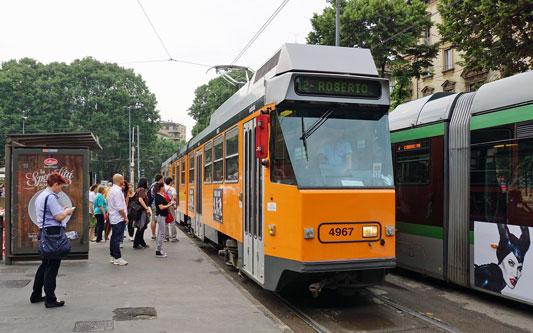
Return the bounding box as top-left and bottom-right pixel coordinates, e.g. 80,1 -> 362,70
362,226 -> 378,238
385,225 -> 395,236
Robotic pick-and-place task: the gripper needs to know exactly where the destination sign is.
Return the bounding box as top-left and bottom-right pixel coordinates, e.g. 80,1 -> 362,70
295,76 -> 381,99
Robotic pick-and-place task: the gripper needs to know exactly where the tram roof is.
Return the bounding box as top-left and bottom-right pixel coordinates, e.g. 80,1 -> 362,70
471,71 -> 533,115
185,44 -> 381,152
389,93 -> 457,131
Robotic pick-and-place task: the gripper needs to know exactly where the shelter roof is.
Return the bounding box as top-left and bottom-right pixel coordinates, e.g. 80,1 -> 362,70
5,132 -> 102,150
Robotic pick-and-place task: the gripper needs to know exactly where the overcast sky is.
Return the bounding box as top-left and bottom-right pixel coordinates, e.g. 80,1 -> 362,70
0,0 -> 328,139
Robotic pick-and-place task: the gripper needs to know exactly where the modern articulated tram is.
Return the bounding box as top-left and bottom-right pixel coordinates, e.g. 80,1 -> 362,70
390,71 -> 533,305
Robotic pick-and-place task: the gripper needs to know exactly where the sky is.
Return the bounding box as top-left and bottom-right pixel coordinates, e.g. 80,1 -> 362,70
0,0 -> 329,140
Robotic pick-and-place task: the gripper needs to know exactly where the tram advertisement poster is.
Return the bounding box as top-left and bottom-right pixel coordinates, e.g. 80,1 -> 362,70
213,189 -> 223,223
474,221 -> 532,303
12,149 -> 86,253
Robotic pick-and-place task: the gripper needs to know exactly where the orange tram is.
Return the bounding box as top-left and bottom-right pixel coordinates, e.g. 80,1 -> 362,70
162,44 -> 396,294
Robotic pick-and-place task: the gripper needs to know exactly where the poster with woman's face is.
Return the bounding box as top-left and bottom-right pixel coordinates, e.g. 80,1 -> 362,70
474,221 -> 532,304
14,153 -> 83,250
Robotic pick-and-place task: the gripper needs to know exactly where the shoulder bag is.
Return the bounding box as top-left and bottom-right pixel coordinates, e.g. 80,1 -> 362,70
38,194 -> 71,259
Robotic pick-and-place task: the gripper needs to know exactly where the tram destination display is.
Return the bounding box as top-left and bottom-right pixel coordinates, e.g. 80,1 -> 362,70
295,76 -> 381,99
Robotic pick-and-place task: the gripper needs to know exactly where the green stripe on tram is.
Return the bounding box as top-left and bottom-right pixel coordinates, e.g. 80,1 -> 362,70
390,123 -> 445,143
396,221 -> 443,239
397,221 -> 475,244
471,104 -> 533,130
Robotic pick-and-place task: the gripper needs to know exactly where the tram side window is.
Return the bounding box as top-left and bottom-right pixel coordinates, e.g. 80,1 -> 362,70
470,126 -> 533,226
204,142 -> 212,184
225,126 -> 239,182
395,139 -> 430,185
181,158 -> 186,185
270,112 -> 297,185
189,153 -> 194,185
213,135 -> 224,183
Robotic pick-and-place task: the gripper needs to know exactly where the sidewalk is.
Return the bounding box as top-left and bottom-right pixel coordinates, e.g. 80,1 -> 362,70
0,228 -> 281,332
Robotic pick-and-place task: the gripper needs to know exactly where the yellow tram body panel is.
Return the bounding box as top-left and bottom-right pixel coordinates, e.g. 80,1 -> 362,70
264,183 -> 395,262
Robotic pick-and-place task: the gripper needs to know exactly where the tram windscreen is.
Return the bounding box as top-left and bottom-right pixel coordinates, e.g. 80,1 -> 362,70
270,105 -> 393,188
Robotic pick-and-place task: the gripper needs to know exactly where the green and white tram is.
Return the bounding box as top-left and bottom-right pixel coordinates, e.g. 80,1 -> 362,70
390,71 -> 533,305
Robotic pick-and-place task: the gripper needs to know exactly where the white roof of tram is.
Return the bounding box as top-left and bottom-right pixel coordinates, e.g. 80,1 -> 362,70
471,71 -> 533,114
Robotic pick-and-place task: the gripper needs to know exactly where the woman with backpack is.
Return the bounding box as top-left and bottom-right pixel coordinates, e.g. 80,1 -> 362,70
154,182 -> 175,258
132,178 -> 151,249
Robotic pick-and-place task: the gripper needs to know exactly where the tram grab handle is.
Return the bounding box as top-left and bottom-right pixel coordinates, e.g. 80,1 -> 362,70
255,113 -> 270,160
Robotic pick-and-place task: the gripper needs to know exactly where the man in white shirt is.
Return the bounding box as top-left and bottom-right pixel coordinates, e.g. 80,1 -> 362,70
164,177 -> 178,242
107,174 -> 129,266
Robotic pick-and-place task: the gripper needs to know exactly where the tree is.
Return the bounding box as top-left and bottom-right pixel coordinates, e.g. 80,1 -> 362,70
438,0 -> 533,78
188,71 -> 248,136
140,137 -> 185,181
307,0 -> 438,106
0,58 -> 160,179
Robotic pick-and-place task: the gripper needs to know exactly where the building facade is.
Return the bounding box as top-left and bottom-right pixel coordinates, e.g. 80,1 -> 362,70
410,0 -> 499,100
158,121 -> 186,142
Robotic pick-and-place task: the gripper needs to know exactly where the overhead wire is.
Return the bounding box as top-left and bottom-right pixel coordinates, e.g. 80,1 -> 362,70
131,1 -> 212,68
231,0 -> 290,65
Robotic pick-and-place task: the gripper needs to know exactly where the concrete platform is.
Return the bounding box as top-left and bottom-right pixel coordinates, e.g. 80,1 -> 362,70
0,228 -> 281,332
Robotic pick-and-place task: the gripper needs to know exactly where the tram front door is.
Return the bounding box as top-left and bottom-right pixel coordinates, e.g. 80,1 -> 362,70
242,120 -> 265,284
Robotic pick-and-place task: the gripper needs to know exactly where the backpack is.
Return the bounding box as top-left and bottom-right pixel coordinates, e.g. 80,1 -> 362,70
147,182 -> 156,206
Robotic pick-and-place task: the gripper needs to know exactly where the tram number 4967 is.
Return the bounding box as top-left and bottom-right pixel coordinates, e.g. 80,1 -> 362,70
329,227 -> 354,237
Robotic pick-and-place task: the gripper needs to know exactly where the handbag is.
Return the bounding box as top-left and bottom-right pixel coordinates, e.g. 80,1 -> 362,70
163,190 -> 174,224
128,199 -> 143,221
38,194 -> 71,259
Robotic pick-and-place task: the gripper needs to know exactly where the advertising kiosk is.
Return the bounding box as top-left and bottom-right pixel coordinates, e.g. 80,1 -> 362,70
3,133 -> 101,264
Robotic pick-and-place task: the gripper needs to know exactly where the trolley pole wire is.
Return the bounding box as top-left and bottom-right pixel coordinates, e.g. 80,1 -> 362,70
231,0 -> 290,65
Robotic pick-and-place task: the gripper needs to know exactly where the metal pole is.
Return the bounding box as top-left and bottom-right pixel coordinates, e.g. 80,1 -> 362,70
128,108 -> 131,183
137,125 -> 140,181
335,0 -> 340,47
22,119 -> 25,134
131,126 -> 135,186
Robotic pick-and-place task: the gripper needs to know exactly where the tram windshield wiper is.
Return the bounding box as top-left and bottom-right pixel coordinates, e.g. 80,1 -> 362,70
299,108 -> 335,162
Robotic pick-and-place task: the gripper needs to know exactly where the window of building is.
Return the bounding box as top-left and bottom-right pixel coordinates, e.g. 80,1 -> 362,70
181,158 -> 185,185
424,27 -> 430,45
444,49 -> 453,71
189,153 -> 194,185
204,141 -> 212,184
213,135 -> 224,183
225,126 -> 239,182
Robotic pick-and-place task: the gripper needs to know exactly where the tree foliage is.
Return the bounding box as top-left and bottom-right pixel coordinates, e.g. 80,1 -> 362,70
141,137 -> 185,182
0,58 -> 161,180
188,72 -> 247,136
307,0 -> 438,107
438,0 -> 533,77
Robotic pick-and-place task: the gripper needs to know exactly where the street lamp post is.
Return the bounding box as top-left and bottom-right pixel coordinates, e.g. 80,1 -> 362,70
128,107 -> 132,183
22,116 -> 27,134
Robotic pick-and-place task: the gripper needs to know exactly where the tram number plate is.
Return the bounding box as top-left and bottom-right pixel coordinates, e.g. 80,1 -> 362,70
318,222 -> 380,243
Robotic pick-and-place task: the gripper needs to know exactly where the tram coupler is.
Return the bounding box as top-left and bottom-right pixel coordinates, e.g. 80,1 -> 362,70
218,239 -> 239,269
309,279 -> 329,298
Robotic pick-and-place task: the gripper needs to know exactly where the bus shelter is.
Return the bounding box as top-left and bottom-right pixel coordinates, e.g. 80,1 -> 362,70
2,132 -> 101,264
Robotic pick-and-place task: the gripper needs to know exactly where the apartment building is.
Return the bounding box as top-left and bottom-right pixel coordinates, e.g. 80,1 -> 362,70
410,0 -> 499,100
158,121 -> 186,142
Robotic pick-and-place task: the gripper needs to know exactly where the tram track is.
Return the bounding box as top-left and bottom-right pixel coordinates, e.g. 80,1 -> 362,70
183,226 -> 527,333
